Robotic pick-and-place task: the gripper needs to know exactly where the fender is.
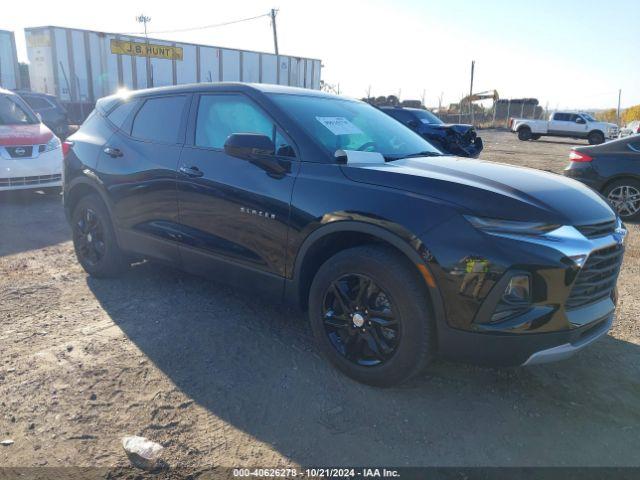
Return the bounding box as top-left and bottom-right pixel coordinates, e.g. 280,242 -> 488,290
63,173 -> 125,246
285,220 -> 446,328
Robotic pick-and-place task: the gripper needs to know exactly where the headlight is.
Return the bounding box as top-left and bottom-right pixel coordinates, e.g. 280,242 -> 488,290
464,215 -> 559,236
44,136 -> 61,152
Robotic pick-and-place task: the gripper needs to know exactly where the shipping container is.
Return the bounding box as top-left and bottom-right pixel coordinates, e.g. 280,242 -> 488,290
0,30 -> 21,90
25,25 -> 322,107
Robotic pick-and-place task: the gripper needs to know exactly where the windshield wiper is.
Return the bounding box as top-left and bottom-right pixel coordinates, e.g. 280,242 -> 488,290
389,151 -> 443,161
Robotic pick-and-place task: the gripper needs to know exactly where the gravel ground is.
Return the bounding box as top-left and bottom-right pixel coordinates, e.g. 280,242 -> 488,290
0,130 -> 638,473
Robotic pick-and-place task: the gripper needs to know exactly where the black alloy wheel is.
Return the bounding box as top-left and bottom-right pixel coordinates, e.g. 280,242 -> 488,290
322,273 -> 400,366
308,245 -> 435,386
71,194 -> 129,277
73,207 -> 106,267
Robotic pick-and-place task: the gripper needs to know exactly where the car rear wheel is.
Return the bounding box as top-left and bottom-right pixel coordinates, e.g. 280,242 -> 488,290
604,179 -> 640,221
588,131 -> 605,145
517,128 -> 532,141
71,194 -> 129,277
308,245 -> 435,387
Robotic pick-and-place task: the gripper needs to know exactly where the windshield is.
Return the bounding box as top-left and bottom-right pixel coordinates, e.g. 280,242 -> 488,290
411,109 -> 444,125
269,94 -> 441,160
0,95 -> 39,126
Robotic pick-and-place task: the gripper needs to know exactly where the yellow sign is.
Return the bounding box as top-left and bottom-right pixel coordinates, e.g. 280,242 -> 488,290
27,33 -> 51,48
110,39 -> 183,61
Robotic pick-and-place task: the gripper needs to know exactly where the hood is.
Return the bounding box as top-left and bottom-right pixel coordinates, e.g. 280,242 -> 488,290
0,123 -> 54,146
340,156 -> 615,226
421,123 -> 473,135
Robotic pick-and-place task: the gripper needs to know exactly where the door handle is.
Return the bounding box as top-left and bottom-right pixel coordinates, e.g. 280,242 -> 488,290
179,165 -> 204,178
103,146 -> 123,158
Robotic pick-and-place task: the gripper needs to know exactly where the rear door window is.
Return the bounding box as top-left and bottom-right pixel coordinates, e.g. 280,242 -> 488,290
554,113 -> 569,121
131,95 -> 188,144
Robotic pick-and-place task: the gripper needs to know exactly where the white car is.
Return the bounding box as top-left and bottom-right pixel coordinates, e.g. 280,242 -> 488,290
509,111 -> 618,145
618,120 -> 640,138
0,88 -> 63,191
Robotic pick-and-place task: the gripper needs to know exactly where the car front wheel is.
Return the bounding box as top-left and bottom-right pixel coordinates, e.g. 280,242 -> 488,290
308,245 -> 435,387
588,131 -> 605,145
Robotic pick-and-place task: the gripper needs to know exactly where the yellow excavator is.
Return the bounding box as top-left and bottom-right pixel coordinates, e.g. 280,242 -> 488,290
459,90 -> 499,106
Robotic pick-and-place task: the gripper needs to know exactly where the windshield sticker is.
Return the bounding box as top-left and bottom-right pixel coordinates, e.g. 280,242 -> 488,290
316,117 -> 363,135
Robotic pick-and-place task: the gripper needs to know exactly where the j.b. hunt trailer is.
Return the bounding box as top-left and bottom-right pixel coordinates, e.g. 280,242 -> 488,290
0,30 -> 21,90
25,25 -> 322,117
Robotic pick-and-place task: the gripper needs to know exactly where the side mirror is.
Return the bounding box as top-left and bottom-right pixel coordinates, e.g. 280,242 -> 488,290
224,133 -> 275,159
576,117 -> 585,124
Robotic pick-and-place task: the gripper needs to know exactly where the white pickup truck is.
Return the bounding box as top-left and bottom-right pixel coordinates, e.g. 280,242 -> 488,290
510,112 -> 618,145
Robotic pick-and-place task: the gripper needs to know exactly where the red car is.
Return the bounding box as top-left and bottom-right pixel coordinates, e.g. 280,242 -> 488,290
0,88 -> 63,191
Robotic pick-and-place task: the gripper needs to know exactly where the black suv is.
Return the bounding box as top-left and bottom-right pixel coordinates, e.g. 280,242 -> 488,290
63,84 -> 626,386
380,106 -> 483,158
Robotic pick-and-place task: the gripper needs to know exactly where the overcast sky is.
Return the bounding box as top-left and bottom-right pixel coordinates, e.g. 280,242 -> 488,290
3,0 -> 639,109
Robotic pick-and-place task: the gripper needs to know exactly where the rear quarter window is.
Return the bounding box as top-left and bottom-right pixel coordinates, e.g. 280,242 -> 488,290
107,100 -> 140,130
131,96 -> 187,144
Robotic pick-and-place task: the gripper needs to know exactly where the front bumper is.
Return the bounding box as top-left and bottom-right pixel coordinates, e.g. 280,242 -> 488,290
523,313 -> 612,365
438,301 -> 614,366
0,147 -> 63,191
424,216 -> 626,367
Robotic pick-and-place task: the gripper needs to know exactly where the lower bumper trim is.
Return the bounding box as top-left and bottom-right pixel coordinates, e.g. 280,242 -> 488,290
522,315 -> 612,366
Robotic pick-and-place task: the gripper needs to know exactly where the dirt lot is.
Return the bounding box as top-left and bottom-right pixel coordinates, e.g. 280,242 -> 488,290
1,131 -> 639,472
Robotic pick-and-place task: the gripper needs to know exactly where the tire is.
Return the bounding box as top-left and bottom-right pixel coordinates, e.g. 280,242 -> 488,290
531,134 -> 541,140
308,245 -> 435,387
517,127 -> 532,141
588,131 -> 605,145
603,179 -> 640,222
71,194 -> 129,277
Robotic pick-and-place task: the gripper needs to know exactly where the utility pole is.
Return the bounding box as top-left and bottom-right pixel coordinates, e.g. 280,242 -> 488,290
469,60 -> 475,124
270,9 -> 279,56
617,89 -> 622,126
136,14 -> 152,87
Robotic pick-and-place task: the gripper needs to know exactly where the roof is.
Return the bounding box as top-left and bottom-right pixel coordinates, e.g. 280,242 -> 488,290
114,82 -> 341,100
379,106 -> 424,112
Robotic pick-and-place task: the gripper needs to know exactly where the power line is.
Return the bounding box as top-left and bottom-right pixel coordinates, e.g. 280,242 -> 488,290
119,12 -> 271,35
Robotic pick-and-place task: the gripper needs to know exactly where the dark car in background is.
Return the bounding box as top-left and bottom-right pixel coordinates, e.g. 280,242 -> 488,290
16,91 -> 71,139
63,83 -> 624,386
380,106 -> 483,158
564,135 -> 640,222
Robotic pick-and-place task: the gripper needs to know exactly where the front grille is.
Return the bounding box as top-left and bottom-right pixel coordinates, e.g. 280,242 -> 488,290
0,174 -> 61,187
576,220 -> 617,238
6,146 -> 34,158
566,244 -> 623,310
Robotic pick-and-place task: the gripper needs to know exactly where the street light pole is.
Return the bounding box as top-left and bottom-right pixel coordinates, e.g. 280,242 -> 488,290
136,14 -> 151,39
136,14 -> 152,87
